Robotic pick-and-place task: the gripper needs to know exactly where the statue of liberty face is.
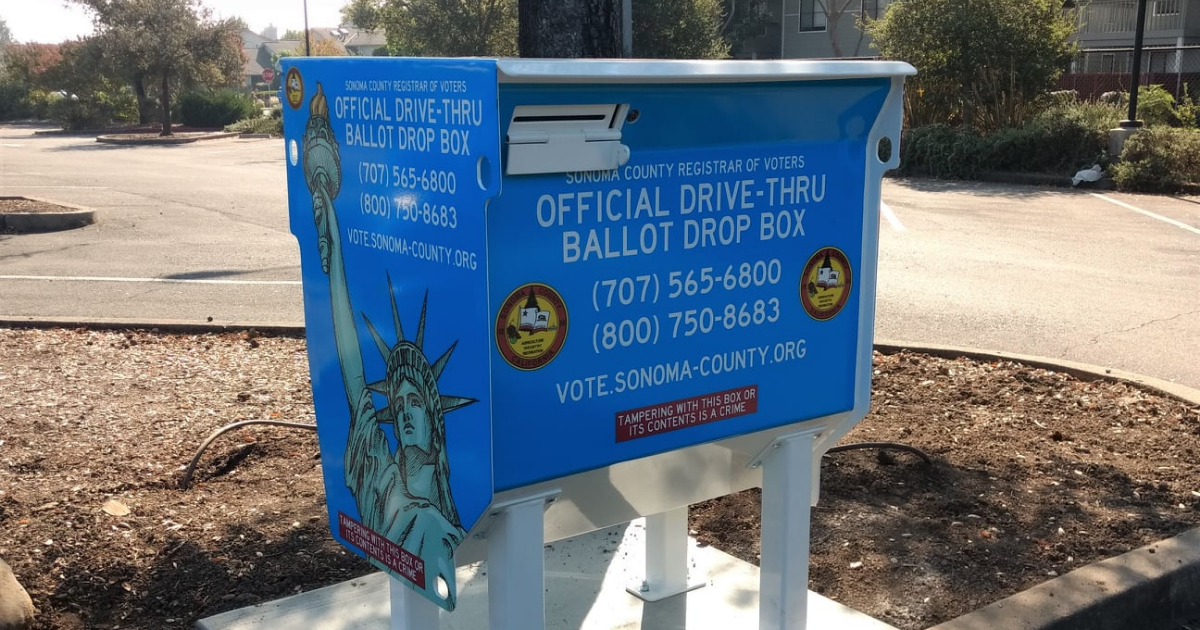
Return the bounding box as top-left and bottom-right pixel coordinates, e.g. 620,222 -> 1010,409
395,378 -> 433,455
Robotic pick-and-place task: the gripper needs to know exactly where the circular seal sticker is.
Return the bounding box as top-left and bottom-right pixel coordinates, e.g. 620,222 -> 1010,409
800,247 -> 853,321
285,67 -> 304,110
496,283 -> 568,371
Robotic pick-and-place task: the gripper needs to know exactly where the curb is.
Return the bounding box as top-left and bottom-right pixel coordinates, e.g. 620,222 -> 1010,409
927,527 -> 1200,630
0,316 -> 304,337
874,339 -> 1200,407
0,196 -> 97,233
95,132 -> 239,145
0,320 -> 1196,630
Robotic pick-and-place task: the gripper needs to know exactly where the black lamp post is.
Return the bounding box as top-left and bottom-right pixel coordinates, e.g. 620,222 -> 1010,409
1121,0 -> 1149,127
303,0 -> 312,56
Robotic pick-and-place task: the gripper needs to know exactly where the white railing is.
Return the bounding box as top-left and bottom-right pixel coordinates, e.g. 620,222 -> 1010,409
1076,0 -> 1184,35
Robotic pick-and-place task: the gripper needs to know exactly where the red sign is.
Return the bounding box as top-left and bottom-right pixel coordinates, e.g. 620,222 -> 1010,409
616,385 -> 759,443
261,68 -> 276,83
338,512 -> 425,587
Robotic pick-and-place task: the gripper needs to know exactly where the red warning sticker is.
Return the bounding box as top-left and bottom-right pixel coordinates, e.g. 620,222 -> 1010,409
615,385 -> 758,443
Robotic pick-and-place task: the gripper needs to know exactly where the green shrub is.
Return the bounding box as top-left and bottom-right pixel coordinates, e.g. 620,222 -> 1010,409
178,89 -> 257,128
1177,87 -> 1200,129
985,115 -> 1109,174
1032,100 -> 1124,135
1113,127 -> 1200,193
0,81 -> 32,120
224,114 -> 282,136
48,89 -> 138,130
897,125 -> 985,179
1098,85 -> 1188,126
1132,85 -> 1178,126
26,89 -> 55,120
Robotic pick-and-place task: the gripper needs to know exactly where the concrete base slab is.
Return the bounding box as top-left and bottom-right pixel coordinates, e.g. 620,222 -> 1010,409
195,519 -> 897,630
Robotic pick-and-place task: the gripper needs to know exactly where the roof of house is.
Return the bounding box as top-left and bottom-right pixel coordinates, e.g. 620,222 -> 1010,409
344,29 -> 387,49
240,28 -> 271,47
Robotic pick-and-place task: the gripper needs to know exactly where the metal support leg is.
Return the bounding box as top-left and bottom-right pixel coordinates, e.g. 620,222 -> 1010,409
388,576 -> 440,630
488,496 -> 547,630
627,507 -> 705,601
759,428 -> 820,630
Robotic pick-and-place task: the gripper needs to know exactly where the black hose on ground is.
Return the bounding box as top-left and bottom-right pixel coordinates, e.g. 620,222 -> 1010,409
179,420 -> 317,490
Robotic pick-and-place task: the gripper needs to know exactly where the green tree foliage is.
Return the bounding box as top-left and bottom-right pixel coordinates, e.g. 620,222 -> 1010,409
633,0 -> 729,59
0,16 -> 12,66
721,0 -> 770,58
45,38 -> 139,129
519,0 -> 620,57
379,0 -> 518,56
73,0 -> 245,135
370,0 -> 731,59
341,0 -> 382,30
280,29 -> 305,41
867,0 -> 1076,131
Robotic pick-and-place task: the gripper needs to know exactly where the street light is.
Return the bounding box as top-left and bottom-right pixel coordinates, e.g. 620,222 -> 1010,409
1121,0 -> 1149,127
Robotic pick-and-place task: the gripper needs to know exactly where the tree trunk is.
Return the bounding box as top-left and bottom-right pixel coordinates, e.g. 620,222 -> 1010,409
518,0 -> 621,58
132,75 -> 152,125
160,70 -> 172,137
828,10 -> 843,58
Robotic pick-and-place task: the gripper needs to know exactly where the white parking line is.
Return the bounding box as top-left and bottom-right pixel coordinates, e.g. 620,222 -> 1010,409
1091,193 -> 1200,237
880,200 -> 906,232
0,275 -> 300,286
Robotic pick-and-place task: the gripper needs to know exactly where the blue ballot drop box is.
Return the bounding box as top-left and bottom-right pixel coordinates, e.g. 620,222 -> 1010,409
283,57 -> 913,624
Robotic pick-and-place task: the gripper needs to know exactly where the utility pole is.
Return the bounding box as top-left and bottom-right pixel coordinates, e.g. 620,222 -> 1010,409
303,0 -> 312,56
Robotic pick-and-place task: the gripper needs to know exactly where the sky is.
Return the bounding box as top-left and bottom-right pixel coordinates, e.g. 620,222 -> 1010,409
2,0 -> 347,44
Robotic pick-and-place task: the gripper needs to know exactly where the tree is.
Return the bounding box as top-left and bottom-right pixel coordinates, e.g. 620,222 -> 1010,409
0,16 -> 12,66
372,0 -> 726,59
280,29 -> 305,41
276,34 -> 349,59
379,0 -> 518,56
721,0 -> 771,58
820,0 -> 871,58
1,44 -> 63,89
341,0 -> 382,30
866,0 -> 1076,130
519,0 -> 620,57
633,0 -> 728,59
73,0 -> 244,135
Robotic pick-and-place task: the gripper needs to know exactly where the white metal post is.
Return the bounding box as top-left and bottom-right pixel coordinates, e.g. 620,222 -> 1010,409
388,576 -> 440,630
488,496 -> 547,630
627,507 -> 705,601
758,428 -> 820,630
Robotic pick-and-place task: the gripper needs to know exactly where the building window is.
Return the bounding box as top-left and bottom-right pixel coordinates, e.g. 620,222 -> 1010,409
861,0 -> 882,20
798,0 -> 828,33
1154,0 -> 1180,16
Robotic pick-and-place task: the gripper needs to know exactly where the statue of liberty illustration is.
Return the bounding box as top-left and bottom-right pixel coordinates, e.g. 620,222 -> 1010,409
301,82 -> 475,607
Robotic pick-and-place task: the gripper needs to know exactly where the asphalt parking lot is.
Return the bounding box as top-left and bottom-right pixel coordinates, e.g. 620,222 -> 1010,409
1,124 -> 1198,387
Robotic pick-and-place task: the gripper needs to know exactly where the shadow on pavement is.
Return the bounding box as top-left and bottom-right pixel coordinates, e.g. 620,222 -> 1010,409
889,177 -> 1080,199
161,268 -> 299,281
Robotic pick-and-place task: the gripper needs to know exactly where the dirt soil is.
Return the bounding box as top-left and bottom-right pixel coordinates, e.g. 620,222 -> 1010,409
0,199 -> 74,214
1,327 -> 1198,630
